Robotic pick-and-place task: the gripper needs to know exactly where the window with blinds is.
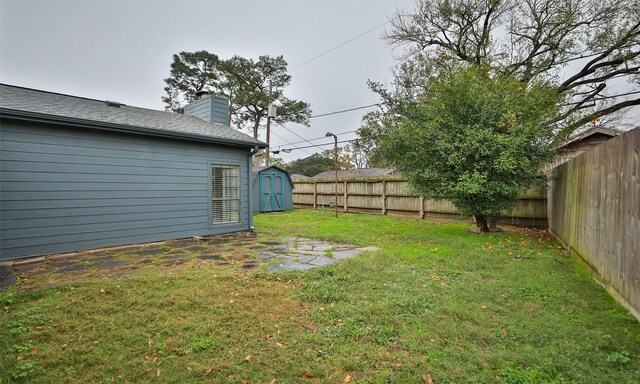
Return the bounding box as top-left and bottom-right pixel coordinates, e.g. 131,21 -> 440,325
211,165 -> 240,224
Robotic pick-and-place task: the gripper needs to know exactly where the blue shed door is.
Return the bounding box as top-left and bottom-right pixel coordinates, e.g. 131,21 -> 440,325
259,172 -> 285,211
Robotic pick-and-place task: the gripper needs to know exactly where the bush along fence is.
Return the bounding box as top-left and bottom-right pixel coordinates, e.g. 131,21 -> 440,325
549,126 -> 640,320
293,178 -> 548,227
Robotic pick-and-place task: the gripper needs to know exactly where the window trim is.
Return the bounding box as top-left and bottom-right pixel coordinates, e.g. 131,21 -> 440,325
209,162 -> 242,226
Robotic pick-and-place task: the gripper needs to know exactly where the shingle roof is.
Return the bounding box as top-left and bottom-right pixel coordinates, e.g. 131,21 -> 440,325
313,168 -> 398,179
0,84 -> 265,148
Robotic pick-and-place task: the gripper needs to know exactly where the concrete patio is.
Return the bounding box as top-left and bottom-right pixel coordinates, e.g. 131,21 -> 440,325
0,231 -> 375,290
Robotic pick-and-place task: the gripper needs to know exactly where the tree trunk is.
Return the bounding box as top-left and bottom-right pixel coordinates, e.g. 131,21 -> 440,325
253,120 -> 259,139
474,214 -> 490,232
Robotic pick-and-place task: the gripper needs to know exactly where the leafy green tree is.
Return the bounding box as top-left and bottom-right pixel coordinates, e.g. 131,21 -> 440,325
379,66 -> 560,231
163,51 -> 311,138
383,0 -> 640,134
162,51 -> 221,113
285,154 -> 334,177
321,147 -> 354,170
355,111 -> 395,168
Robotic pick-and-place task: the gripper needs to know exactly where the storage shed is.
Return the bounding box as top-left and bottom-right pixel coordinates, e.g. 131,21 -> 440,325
0,84 -> 266,260
251,166 -> 294,212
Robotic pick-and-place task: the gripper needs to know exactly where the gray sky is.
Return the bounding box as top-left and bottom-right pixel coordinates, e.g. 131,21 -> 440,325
1,0 -> 410,162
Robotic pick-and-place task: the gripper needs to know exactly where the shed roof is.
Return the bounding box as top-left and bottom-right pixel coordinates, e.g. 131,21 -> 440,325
251,165 -> 294,187
561,126 -> 622,147
0,84 -> 265,148
312,168 -> 398,179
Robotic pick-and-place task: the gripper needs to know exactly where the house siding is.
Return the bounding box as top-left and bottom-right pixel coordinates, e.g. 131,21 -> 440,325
0,118 -> 251,259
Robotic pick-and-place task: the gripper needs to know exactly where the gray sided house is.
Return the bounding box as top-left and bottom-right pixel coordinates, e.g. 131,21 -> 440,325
0,84 -> 265,260
251,165 -> 294,213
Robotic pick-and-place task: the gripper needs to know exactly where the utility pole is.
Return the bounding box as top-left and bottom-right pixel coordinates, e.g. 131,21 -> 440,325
265,79 -> 273,166
326,132 -> 338,218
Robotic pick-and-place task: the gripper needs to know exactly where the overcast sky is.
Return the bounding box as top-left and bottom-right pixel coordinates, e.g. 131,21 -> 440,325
2,0 -> 637,163
1,0 -> 411,162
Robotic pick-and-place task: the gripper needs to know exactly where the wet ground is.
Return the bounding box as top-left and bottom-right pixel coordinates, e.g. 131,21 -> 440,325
0,232 -> 376,290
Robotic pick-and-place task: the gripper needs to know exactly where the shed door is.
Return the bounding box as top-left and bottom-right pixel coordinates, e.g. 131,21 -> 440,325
259,172 -> 285,212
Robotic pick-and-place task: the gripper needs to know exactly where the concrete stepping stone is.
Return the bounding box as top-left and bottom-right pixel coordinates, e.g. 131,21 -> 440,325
331,249 -> 362,259
308,256 -> 336,266
94,260 -> 129,270
295,255 -> 317,263
274,256 -> 296,263
162,254 -> 190,260
140,248 -> 168,256
255,251 -> 277,259
267,262 -> 317,272
296,250 -> 327,257
198,255 -> 224,261
56,264 -> 89,273
310,244 -> 334,251
268,246 -> 289,253
0,274 -> 17,289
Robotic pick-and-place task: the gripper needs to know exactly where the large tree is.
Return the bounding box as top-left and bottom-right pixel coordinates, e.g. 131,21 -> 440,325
378,65 -> 560,232
285,154 -> 334,177
163,51 -> 311,138
382,0 -> 639,134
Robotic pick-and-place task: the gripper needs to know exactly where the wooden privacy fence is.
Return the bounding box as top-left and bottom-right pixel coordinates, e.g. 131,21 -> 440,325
293,178 -> 548,227
549,127 -> 640,319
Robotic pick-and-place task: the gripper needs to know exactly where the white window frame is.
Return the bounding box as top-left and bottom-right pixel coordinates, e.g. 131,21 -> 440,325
211,164 -> 240,224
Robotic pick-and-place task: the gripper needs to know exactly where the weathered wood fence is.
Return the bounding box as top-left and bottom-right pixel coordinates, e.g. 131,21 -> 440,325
293,178 -> 548,227
549,127 -> 640,319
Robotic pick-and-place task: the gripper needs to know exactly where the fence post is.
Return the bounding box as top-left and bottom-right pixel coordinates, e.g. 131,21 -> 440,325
313,181 -> 317,210
343,181 -> 348,212
419,196 -> 425,219
382,180 -> 387,215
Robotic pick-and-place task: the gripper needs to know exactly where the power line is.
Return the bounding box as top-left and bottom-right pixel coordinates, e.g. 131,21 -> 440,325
274,129 -> 359,148
276,123 -> 327,150
282,138 -> 359,152
270,130 -> 313,156
290,21 -> 389,71
310,103 -> 381,119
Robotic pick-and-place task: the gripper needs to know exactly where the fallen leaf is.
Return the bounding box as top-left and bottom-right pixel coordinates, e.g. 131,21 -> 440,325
276,342 -> 285,349
35,326 -> 44,330
343,374 -> 352,383
156,369 -> 160,377
303,371 -> 314,378
245,355 -> 253,361
166,337 -> 173,345
100,288 -> 106,293
144,354 -> 153,360
203,368 -> 213,377
31,348 -> 37,355
422,375 -> 434,384
186,367 -> 192,372
431,275 -> 442,280
268,379 -> 277,384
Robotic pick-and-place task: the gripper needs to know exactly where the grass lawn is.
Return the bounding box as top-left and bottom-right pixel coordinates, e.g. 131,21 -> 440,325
1,210 -> 639,383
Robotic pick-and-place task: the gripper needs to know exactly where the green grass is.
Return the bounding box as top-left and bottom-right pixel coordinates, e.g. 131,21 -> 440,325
1,210 -> 639,383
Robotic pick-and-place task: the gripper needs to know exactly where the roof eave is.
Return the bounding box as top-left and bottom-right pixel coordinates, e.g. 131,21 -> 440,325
0,108 -> 267,149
